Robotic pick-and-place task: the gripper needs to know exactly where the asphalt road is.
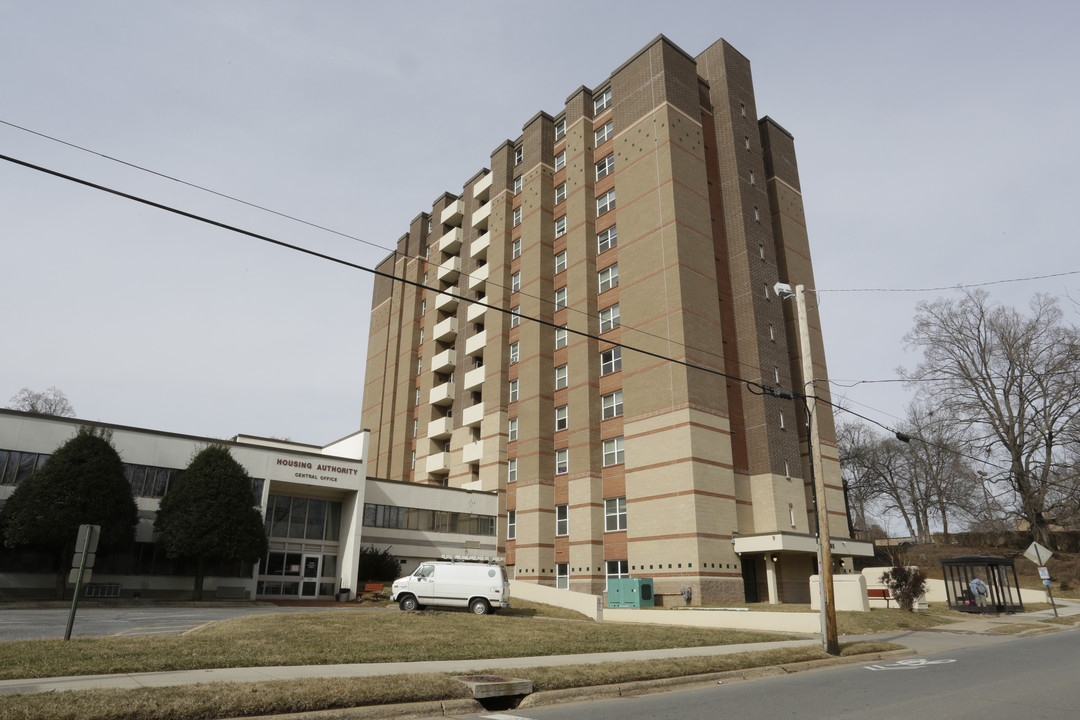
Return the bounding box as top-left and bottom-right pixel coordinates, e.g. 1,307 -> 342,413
469,629 -> 1079,720
0,604 -> 372,641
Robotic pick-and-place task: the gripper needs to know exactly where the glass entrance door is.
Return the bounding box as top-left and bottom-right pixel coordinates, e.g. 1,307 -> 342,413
301,555 -> 321,598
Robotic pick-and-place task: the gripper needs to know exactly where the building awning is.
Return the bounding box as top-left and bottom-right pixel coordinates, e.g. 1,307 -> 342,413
733,532 -> 875,557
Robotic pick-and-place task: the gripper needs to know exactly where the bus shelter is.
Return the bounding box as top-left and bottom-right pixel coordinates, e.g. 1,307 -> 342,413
941,555 -> 1024,614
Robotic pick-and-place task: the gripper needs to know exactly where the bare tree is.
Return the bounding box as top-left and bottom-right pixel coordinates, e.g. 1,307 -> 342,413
7,386 -> 75,417
904,290 -> 1080,548
837,420 -> 880,537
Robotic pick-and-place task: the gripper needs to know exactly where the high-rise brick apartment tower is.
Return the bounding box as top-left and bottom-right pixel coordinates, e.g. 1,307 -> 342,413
362,36 -> 872,605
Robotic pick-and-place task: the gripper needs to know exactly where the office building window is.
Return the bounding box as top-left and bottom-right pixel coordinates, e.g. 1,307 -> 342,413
555,325 -> 568,349
509,341 -> 519,364
509,379 -> 519,403
554,286 -> 567,310
511,306 -> 521,327
415,388 -> 421,405
599,304 -> 619,332
555,215 -> 566,237
417,357 -> 423,374
554,150 -> 565,171
603,436 -> 624,466
779,410 -> 785,429
596,154 -> 614,180
556,504 -> 568,536
508,417 -> 518,442
754,206 -> 760,222
555,448 -> 568,474
597,225 -> 617,253
768,323 -> 775,341
555,182 -> 566,204
596,189 -> 616,215
556,562 -> 569,590
511,271 -> 521,292
515,146 -> 524,165
513,207 -> 522,226
749,169 -> 755,185
602,390 -> 623,419
554,118 -> 566,141
594,88 -> 612,114
606,559 -> 628,581
595,120 -> 613,145
512,238 -> 521,258
600,346 -> 621,375
555,405 -> 568,431
555,364 -> 568,389
413,419 -> 418,437
508,458 -> 517,482
774,366 -> 780,383
605,496 -> 626,531
410,450 -> 416,469
598,263 -> 619,292
514,175 -> 523,194
507,509 -> 516,539
555,250 -> 567,274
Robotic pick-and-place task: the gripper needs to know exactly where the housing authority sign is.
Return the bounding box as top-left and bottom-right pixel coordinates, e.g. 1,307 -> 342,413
269,456 -> 363,487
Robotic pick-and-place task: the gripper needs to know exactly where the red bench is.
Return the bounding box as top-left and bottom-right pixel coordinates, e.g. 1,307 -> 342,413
868,588 -> 893,608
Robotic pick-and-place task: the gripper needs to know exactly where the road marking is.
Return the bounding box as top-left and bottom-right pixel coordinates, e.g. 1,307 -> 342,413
113,622 -> 209,637
865,658 -> 957,671
483,715 -> 533,720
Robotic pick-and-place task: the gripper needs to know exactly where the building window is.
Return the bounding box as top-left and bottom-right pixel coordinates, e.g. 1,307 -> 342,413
554,287 -> 567,311
556,504 -> 569,536
555,405 -> 568,431
513,207 -> 522,226
411,450 -> 416,469
555,364 -> 568,389
417,357 -> 423,374
596,189 -> 616,215
764,282 -> 770,299
509,341 -> 519,364
555,326 -> 568,349
779,410 -> 785,429
600,346 -> 621,375
509,379 -> 519,403
597,225 -> 617,253
515,146 -> 524,165
556,562 -> 569,590
789,504 -> 796,527
415,388 -> 421,405
427,218 -> 433,233
555,250 -> 567,274
555,182 -> 566,204
602,390 -> 623,419
554,150 -> 566,172
603,436 -> 625,466
508,458 -> 518,482
595,120 -> 613,145
784,459 -> 791,478
554,216 -> 567,237
413,419 -> 418,437
749,169 -> 755,185
507,509 -> 516,539
513,175 -> 523,194
596,154 -> 614,180
554,118 -> 566,141
598,264 -> 619,293
512,238 -> 521,258
594,88 -> 612,114
421,300 -> 426,316
508,417 -> 518,442
773,366 -> 780,384
599,304 -> 620,332
605,496 -> 626,531
740,102 -> 746,117
759,243 -> 765,260
768,323 -> 775,341
511,272 -> 521,293
606,559 -> 629,582
555,448 -> 568,474
754,206 -> 760,222
511,306 -> 520,327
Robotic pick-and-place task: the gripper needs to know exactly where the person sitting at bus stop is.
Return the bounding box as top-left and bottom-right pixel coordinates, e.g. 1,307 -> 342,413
970,576 -> 990,614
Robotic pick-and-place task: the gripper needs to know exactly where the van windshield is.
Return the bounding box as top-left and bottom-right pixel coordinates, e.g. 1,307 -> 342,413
414,565 -> 434,578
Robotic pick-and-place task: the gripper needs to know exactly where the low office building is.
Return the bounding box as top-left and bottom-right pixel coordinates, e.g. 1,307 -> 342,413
0,409 -> 497,600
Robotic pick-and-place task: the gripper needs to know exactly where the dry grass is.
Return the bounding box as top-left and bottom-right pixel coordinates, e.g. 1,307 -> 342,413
986,623 -> 1045,634
0,643 -> 904,720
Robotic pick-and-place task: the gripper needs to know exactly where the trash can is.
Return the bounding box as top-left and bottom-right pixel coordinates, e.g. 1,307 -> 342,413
336,589 -> 351,602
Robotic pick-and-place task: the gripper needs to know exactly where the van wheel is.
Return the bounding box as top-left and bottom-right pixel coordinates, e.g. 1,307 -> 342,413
399,595 -> 419,612
469,598 -> 490,615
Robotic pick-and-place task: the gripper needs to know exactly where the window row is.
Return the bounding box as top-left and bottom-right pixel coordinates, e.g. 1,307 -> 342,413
506,436 -> 624,479
505,494 -> 625,543
362,502 -> 497,536
266,494 -> 342,541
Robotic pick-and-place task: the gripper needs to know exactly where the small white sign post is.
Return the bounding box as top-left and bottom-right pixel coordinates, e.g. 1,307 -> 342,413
65,524 -> 100,641
1024,542 -> 1058,617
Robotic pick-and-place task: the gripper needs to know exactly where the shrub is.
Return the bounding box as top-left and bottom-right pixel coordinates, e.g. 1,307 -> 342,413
357,545 -> 401,582
880,566 -> 928,611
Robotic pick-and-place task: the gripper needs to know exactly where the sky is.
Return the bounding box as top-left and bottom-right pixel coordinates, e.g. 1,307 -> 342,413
2,1 -> 1079,446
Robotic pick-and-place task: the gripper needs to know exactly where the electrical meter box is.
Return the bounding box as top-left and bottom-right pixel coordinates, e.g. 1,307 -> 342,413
607,578 -> 654,608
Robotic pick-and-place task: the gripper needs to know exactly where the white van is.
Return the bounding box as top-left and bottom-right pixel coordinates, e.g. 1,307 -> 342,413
391,560 -> 510,614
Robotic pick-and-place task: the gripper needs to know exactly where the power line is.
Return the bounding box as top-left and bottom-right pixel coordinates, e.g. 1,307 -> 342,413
816,269 -> 1080,294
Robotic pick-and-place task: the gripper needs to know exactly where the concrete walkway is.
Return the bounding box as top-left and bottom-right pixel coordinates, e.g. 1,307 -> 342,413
1,601 -> 1076,697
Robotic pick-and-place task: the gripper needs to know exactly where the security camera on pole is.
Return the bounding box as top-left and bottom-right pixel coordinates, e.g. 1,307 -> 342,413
774,282 -> 839,656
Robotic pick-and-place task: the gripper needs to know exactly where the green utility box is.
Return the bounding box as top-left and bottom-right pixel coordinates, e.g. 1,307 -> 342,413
607,578 -> 655,608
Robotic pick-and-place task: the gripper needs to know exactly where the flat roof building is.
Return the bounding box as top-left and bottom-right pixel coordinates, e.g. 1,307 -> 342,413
361,35 -> 872,605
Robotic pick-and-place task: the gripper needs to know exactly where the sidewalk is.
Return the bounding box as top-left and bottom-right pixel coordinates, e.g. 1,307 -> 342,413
1,601 -> 1076,697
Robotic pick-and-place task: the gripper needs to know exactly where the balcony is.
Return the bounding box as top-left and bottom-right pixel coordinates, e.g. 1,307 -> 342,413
470,231 -> 490,260
465,329 -> 487,356
425,452 -> 449,474
473,172 -> 492,201
466,300 -> 488,323
438,227 -> 463,255
441,199 -> 464,227
436,256 -> 461,283
433,316 -> 458,342
427,416 -> 453,439
463,365 -> 486,390
471,202 -> 491,231
431,347 -> 456,373
433,287 -> 459,313
462,402 -> 484,427
467,263 -> 489,292
462,439 -> 484,463
429,381 -> 455,406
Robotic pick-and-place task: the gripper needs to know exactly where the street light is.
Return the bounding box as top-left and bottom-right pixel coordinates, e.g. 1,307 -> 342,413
774,282 -> 840,656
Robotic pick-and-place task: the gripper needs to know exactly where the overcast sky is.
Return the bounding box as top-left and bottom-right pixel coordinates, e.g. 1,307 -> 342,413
2,1 -> 1078,446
